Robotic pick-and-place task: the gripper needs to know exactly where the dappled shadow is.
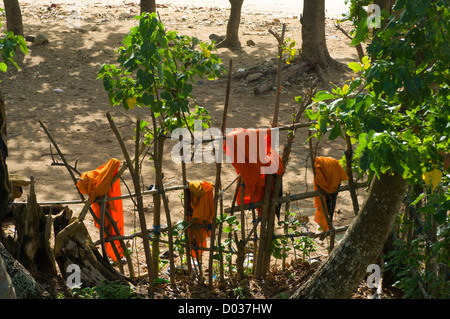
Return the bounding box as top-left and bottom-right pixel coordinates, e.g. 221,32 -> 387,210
1,3 -> 361,249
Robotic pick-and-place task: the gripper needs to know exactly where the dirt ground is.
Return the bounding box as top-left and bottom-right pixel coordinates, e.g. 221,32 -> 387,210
1,1 -> 385,298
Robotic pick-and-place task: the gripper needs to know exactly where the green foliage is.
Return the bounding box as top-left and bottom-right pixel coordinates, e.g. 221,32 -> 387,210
212,213 -> 241,262
281,37 -> 297,64
342,0 -> 392,46
305,0 -> 449,298
71,281 -> 140,299
172,219 -> 188,256
0,8 -> 28,77
97,12 -> 224,139
306,0 -> 449,184
385,183 -> 450,299
275,211 -> 317,262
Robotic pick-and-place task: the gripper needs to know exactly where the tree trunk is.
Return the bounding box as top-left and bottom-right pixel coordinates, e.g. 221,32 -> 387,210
216,0 -> 244,49
0,91 -> 11,223
3,0 -> 23,36
140,0 -> 156,14
0,247 -> 16,299
301,0 -> 335,67
1,242 -> 44,299
291,172 -> 408,299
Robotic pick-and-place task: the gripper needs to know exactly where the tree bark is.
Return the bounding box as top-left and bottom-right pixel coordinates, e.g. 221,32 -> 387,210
140,0 -> 156,14
54,219 -> 129,287
291,172 -> 408,299
0,247 -> 16,299
301,0 -> 335,68
216,0 -> 244,50
3,0 -> 23,36
0,91 -> 11,223
1,242 -> 44,299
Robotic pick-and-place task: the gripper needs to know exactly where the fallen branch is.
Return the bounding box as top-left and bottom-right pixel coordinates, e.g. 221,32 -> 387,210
253,61 -> 313,95
273,225 -> 349,240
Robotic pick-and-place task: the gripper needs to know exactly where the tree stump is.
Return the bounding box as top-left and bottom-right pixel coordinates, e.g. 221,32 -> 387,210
54,218 -> 128,288
12,177 -> 57,277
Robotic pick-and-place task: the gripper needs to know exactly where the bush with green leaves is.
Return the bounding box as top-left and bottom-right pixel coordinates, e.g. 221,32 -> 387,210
274,210 -> 317,263
98,12 -> 224,140
306,0 -> 449,298
0,8 -> 27,75
70,281 -> 139,299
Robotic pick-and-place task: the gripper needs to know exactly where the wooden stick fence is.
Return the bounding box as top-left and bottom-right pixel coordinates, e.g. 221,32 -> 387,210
25,27 -> 368,291
33,113 -> 367,286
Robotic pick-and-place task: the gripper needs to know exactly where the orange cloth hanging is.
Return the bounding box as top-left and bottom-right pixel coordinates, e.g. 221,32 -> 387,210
188,180 -> 215,259
313,156 -> 348,231
77,158 -> 124,261
224,128 -> 284,214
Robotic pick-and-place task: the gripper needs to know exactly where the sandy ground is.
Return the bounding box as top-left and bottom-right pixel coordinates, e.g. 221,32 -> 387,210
1,1 -> 365,281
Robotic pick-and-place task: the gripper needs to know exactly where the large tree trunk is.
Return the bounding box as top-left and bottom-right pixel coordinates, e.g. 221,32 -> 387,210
301,0 -> 335,67
0,92 -> 11,223
140,0 -> 156,14
3,0 -> 23,36
216,0 -> 244,50
1,242 -> 44,299
291,172 -> 408,299
0,248 -> 16,299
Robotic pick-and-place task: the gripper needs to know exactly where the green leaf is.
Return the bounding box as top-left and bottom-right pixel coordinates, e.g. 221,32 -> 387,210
434,209 -> 447,225
313,90 -> 336,102
17,35 -> 28,54
141,92 -> 154,106
354,133 -> 368,158
329,123 -> 341,140
0,63 -> 7,73
319,116 -> 329,134
348,62 -> 363,73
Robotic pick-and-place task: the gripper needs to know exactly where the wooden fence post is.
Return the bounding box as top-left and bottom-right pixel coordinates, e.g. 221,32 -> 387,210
106,113 -> 155,288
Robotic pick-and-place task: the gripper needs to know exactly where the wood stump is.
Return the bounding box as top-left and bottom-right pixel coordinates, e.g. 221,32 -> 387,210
11,177 -> 57,277
54,218 -> 129,287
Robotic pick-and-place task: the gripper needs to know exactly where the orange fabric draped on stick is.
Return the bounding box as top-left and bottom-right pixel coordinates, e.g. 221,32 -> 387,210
314,156 -> 348,231
76,158 -> 124,261
224,128 -> 284,214
188,180 -> 215,259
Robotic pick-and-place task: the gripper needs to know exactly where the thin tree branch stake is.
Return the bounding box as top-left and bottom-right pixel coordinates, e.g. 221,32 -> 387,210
270,24 -> 286,128
106,112 -> 154,287
209,59 -> 233,285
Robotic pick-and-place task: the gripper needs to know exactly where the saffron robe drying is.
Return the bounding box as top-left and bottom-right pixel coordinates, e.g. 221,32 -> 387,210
314,156 -> 348,231
188,180 -> 215,259
224,128 -> 284,215
77,158 -> 124,261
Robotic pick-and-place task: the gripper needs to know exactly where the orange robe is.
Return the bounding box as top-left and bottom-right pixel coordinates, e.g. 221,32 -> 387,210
188,180 -> 215,258
224,128 -> 284,214
314,156 -> 348,231
77,158 -> 124,261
